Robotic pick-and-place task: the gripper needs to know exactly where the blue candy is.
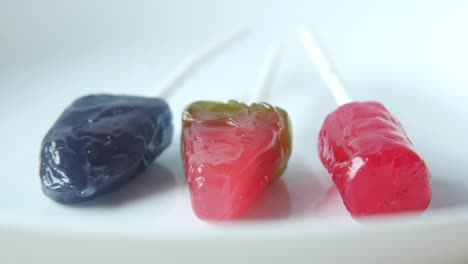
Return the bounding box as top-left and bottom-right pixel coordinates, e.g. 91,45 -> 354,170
40,94 -> 173,203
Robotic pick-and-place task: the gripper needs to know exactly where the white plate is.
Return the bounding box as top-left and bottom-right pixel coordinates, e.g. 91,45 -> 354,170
1,0 -> 468,263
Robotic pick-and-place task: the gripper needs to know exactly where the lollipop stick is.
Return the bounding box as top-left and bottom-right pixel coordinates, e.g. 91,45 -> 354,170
296,24 -> 352,106
158,28 -> 249,99
249,44 -> 282,104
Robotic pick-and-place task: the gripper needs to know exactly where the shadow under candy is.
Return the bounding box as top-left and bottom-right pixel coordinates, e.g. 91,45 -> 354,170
422,152 -> 468,210
429,178 -> 468,210
283,165 -> 333,218
68,162 -> 176,208
239,179 -> 291,220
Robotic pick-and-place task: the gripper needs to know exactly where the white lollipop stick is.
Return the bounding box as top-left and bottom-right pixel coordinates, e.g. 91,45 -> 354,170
158,28 -> 249,99
249,44 -> 282,104
296,24 -> 352,106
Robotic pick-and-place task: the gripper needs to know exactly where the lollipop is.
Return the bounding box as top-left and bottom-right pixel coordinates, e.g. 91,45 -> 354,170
40,30 -> 247,203
181,46 -> 292,220
297,25 -> 431,217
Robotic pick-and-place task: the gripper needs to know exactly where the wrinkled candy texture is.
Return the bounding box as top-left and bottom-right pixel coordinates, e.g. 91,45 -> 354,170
319,101 -> 431,217
40,94 -> 173,203
182,101 -> 292,220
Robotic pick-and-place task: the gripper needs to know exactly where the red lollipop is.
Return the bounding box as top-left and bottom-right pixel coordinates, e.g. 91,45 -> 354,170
298,26 -> 431,217
181,45 -> 291,220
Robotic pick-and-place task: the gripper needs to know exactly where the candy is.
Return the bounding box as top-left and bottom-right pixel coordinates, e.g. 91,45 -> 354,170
40,95 -> 172,203
297,25 -> 432,217
182,101 -> 292,220
319,101 -> 431,216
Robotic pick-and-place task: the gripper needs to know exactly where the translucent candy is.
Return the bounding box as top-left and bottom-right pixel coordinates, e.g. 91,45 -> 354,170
182,101 -> 292,220
319,101 -> 431,217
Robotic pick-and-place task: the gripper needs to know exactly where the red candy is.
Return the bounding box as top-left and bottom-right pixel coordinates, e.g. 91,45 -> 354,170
319,101 -> 431,217
182,101 -> 291,220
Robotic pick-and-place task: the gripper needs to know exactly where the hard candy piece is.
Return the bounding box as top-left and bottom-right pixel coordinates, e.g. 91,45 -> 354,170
182,100 -> 292,220
40,94 -> 173,203
319,101 -> 431,217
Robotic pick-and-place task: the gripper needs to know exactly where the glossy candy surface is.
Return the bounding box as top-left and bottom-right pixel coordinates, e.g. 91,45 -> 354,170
319,101 -> 431,217
182,101 -> 292,220
40,94 -> 173,203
